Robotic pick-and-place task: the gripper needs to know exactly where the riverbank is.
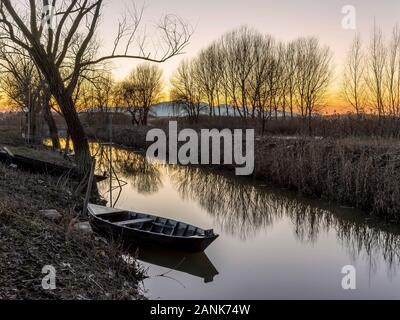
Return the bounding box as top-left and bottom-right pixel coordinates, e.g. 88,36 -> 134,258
254,137 -> 400,221
0,128 -> 145,300
87,124 -> 400,222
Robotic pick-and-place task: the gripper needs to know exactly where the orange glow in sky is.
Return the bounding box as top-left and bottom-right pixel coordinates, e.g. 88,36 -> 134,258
1,0 -> 400,114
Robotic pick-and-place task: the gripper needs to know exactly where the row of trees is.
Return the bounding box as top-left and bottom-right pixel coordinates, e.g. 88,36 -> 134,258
343,24 -> 400,117
0,46 -> 61,148
170,26 -> 333,130
1,61 -> 164,132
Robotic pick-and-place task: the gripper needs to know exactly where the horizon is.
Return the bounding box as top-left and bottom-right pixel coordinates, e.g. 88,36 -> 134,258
98,0 -> 400,114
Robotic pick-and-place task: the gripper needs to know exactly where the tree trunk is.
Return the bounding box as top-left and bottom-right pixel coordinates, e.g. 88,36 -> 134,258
32,56 -> 91,174
30,108 -> 36,142
54,90 -> 91,174
142,108 -> 149,126
43,95 -> 60,150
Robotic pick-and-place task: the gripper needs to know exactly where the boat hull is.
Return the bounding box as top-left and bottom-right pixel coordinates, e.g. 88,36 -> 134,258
89,211 -> 218,253
0,151 -> 106,181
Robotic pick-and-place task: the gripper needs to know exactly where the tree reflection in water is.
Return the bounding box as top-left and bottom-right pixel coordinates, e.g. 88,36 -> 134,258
170,167 -> 281,240
92,144 -> 163,195
169,166 -> 400,275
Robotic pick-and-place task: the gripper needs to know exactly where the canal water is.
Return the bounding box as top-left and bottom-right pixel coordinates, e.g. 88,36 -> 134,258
93,144 -> 400,300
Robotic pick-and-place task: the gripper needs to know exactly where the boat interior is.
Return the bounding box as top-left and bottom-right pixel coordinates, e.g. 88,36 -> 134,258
95,211 -> 206,237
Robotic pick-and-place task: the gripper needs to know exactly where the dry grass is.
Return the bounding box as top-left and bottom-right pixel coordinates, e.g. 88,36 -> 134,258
255,137 -> 400,221
0,163 -> 145,300
0,125 -> 25,146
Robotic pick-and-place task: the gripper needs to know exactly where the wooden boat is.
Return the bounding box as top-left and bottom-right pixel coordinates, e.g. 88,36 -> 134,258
0,147 -> 107,182
88,204 -> 219,252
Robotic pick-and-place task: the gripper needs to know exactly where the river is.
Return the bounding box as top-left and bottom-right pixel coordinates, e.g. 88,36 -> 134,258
92,144 -> 400,300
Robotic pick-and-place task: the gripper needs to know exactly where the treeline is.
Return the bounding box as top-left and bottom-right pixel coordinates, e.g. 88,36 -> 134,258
6,24 -> 400,146
74,64 -> 163,126
343,24 -> 400,117
0,60 -> 164,142
170,26 -> 333,130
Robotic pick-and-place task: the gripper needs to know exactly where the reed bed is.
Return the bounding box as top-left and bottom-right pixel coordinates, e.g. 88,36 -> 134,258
255,137 -> 400,221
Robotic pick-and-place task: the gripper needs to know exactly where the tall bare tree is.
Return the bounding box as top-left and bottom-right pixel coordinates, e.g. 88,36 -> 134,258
294,38 -> 332,133
342,34 -> 366,117
116,63 -> 163,125
385,25 -> 400,117
285,41 -> 298,118
170,59 -> 203,122
130,63 -> 163,125
0,46 -> 44,142
367,23 -> 387,117
0,0 -> 191,176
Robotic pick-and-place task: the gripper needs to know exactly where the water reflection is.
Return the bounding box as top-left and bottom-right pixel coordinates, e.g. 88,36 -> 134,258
96,145 -> 400,284
170,167 -> 280,240
136,247 -> 219,283
93,144 -> 163,195
170,165 -> 400,275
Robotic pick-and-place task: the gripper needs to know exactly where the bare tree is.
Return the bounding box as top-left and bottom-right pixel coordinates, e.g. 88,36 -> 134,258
168,26 -> 334,133
0,46 -> 44,142
131,63 -> 163,125
385,25 -> 400,117
221,27 -> 260,118
170,59 -> 202,122
294,38 -> 332,134
366,23 -> 387,117
114,79 -> 141,126
247,34 -> 274,123
342,34 -> 366,117
117,63 -> 163,125
0,0 -> 191,176
42,88 -> 60,149
194,44 -> 221,117
285,41 -> 298,118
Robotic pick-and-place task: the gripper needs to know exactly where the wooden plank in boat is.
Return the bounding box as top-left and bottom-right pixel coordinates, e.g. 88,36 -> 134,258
3,147 -> 14,157
88,204 -> 127,216
115,218 -> 154,226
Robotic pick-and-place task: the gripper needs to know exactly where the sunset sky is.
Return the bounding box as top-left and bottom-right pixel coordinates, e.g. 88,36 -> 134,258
96,0 -> 400,112
2,0 -> 400,112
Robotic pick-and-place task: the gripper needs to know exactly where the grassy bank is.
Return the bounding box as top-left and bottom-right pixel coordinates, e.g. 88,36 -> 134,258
255,137 -> 400,221
0,128 -> 145,299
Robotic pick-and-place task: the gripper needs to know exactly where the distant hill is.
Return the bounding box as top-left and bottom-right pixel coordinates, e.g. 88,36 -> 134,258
80,102 -> 299,118
150,102 -> 253,117
149,102 -> 298,118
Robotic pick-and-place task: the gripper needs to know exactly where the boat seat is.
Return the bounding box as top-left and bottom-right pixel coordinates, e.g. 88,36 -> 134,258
115,218 -> 154,226
95,210 -> 127,217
